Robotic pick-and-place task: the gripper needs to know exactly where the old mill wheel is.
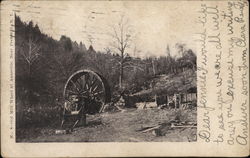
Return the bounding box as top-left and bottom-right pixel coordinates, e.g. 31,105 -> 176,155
63,69 -> 111,114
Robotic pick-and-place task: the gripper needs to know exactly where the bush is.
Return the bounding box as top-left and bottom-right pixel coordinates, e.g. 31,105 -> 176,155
16,102 -> 63,128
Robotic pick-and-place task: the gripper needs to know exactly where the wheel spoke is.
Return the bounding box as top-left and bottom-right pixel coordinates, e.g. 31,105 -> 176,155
80,75 -> 86,90
91,85 -> 99,93
81,95 -> 89,98
92,81 -> 104,94
89,78 -> 98,93
86,83 -> 89,90
80,91 -> 87,94
84,73 -> 90,90
88,73 -> 94,84
91,78 -> 98,86
69,80 -> 80,92
87,73 -> 97,91
93,90 -> 104,96
75,78 -> 83,89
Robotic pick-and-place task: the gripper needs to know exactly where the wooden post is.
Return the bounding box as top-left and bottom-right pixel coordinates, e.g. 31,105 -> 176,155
81,114 -> 86,126
174,94 -> 177,109
80,104 -> 87,126
166,95 -> 168,107
155,94 -> 157,106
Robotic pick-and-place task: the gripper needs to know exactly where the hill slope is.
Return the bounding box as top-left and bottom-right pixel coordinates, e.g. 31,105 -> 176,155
132,69 -> 196,97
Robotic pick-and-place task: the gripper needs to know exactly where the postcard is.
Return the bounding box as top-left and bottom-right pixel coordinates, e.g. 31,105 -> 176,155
0,0 -> 249,157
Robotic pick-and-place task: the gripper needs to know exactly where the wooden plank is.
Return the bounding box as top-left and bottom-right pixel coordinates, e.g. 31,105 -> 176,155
141,125 -> 161,133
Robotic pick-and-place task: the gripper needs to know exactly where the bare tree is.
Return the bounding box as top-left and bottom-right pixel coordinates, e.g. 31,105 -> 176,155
108,15 -> 139,89
19,35 -> 41,76
175,43 -> 186,58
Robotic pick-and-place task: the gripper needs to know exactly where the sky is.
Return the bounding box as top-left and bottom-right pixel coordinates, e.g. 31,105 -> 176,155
10,1 -> 200,58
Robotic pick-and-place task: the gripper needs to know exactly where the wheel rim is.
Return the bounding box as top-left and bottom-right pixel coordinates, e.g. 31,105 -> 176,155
63,70 -> 110,114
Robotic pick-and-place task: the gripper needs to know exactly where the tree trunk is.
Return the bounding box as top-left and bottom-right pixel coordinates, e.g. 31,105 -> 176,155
119,63 -> 123,89
152,59 -> 156,76
119,51 -> 124,89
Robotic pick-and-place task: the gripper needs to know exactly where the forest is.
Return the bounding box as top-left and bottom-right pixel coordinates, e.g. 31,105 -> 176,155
15,15 -> 197,128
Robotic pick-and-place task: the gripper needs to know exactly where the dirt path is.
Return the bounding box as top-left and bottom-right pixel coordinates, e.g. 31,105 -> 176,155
17,108 -> 197,142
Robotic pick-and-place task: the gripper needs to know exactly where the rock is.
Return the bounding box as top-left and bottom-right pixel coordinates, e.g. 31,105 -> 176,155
145,102 -> 157,108
136,102 -> 157,109
136,102 -> 146,109
115,97 -> 125,107
158,104 -> 167,109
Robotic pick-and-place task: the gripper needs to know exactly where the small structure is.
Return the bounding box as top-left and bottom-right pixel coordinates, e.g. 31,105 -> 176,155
156,88 -> 197,109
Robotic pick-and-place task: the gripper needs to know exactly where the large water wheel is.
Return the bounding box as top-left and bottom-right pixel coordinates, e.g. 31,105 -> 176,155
63,69 -> 111,114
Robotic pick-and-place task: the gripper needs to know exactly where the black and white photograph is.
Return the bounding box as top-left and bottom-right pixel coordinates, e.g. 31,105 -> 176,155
1,0 -> 249,157
13,1 -> 198,142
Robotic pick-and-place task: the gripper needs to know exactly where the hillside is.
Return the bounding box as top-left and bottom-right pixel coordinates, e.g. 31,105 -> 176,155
133,69 -> 196,97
